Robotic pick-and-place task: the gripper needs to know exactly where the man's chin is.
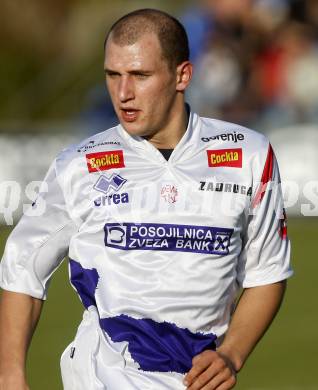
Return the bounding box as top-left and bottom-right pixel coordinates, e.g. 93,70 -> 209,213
120,121 -> 149,138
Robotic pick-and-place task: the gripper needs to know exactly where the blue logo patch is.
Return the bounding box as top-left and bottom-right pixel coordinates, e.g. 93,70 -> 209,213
93,173 -> 129,207
104,223 -> 233,255
94,173 -> 127,195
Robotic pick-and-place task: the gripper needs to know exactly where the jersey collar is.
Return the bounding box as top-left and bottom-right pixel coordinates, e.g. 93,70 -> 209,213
117,108 -> 201,165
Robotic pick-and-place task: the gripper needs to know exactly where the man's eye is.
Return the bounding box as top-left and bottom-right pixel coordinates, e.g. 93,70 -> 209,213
106,73 -> 119,78
135,74 -> 148,79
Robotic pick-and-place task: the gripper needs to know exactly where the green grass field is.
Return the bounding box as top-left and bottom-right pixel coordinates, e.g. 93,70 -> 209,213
0,217 -> 317,389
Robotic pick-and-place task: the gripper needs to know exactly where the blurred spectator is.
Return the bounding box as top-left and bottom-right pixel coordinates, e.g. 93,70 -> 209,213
184,0 -> 318,131
249,21 -> 318,128
1,0 -> 318,134
180,4 -> 214,64
183,0 -> 264,123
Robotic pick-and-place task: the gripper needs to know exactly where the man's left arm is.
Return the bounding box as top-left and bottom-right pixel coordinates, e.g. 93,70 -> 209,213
184,142 -> 292,389
184,280 -> 286,389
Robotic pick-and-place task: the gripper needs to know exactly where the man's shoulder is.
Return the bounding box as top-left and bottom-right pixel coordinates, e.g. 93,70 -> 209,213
73,125 -> 123,155
56,125 -> 123,165
198,115 -> 269,152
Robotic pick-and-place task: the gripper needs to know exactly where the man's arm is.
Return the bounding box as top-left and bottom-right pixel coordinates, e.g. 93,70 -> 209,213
183,280 -> 286,390
0,290 -> 43,390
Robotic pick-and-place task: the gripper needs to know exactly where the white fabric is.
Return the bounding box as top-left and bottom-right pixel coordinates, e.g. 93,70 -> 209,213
0,111 -> 292,389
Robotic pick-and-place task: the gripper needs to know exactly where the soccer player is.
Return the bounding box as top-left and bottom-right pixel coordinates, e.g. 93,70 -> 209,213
0,9 -> 292,390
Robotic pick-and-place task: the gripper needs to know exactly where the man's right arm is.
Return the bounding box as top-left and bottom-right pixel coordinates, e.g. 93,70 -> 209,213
0,156 -> 77,389
0,290 -> 43,390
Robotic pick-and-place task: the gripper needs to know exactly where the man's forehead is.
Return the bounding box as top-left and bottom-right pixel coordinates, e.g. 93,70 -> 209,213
104,33 -> 164,68
106,32 -> 161,53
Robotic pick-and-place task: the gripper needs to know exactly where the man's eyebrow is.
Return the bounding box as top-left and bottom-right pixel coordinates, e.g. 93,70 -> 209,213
129,70 -> 152,75
104,68 -> 118,74
104,68 -> 152,75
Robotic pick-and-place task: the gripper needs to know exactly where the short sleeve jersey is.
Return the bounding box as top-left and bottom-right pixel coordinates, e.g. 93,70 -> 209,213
0,112 -> 292,389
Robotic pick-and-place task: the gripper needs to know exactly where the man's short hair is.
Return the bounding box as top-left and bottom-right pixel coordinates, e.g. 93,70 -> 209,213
105,9 -> 190,70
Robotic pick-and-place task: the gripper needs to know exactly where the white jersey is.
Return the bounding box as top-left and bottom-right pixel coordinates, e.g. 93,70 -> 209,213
0,111 -> 292,389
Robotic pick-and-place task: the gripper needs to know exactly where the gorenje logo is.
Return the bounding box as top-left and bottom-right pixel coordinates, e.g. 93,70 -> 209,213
104,222 -> 233,255
201,132 -> 245,143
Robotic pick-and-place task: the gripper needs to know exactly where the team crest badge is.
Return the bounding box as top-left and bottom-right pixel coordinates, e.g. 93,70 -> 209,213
161,184 -> 178,204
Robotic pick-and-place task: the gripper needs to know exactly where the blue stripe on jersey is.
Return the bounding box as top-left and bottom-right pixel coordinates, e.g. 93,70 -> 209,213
69,259 -> 217,374
100,314 -> 217,374
69,259 -> 99,309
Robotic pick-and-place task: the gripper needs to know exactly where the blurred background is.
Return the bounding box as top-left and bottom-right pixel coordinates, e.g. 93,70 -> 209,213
0,0 -> 317,389
0,0 -> 318,222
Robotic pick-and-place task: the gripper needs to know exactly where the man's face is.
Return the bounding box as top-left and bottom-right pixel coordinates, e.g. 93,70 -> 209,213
104,33 -> 178,137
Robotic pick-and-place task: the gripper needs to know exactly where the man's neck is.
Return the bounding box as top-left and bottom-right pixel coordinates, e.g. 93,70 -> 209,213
143,103 -> 189,149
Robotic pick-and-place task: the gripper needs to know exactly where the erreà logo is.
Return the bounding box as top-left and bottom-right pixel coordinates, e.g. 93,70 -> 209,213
86,150 -> 125,172
207,148 -> 242,168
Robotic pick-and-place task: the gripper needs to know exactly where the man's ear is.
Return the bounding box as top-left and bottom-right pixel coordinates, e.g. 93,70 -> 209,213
176,61 -> 193,92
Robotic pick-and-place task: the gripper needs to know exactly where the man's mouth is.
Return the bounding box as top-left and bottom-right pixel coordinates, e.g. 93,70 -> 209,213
121,109 -> 139,122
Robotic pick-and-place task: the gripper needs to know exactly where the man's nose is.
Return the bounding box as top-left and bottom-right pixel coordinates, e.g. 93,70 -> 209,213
118,76 -> 134,102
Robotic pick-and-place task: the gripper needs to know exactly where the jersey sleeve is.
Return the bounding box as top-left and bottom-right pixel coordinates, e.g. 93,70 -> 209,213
0,157 -> 77,299
237,143 -> 293,288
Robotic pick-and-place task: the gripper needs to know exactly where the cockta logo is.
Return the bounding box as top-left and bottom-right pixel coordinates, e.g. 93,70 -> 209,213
207,148 -> 242,168
86,150 -> 125,172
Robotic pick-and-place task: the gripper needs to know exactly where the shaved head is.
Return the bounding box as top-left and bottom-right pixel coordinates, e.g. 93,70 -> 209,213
105,9 -> 190,70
